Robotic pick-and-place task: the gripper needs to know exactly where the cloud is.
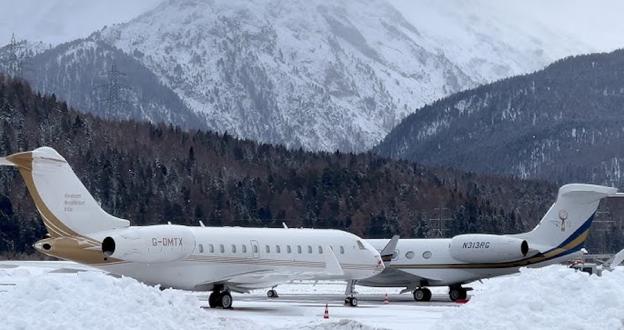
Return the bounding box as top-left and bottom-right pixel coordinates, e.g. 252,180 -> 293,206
0,0 -> 162,45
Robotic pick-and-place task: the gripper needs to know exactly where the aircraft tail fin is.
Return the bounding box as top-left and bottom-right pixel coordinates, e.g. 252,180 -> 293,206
521,184 -> 618,250
1,147 -> 129,238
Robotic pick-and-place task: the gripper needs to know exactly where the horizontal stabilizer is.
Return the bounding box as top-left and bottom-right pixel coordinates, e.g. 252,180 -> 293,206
0,157 -> 14,166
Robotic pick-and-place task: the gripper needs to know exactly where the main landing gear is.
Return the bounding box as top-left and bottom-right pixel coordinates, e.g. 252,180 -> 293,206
267,286 -> 279,298
208,285 -> 233,309
413,287 -> 432,302
448,285 -> 469,302
344,280 -> 358,307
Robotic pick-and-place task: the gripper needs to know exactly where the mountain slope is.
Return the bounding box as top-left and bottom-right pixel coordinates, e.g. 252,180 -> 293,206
97,0 -> 474,152
376,49 -> 624,187
0,75 -> 571,255
389,0 -> 603,84
0,38 -> 207,130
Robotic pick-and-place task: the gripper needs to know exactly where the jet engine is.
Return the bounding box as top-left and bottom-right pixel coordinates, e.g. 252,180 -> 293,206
449,234 -> 529,263
101,225 -> 195,263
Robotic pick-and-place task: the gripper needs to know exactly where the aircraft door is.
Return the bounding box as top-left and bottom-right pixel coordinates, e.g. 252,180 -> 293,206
250,240 -> 260,258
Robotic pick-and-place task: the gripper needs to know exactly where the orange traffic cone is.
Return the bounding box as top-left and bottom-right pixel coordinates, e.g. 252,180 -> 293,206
384,293 -> 389,304
323,304 -> 329,319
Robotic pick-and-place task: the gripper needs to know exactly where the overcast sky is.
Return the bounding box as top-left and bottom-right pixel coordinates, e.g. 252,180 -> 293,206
1,0 -> 623,53
389,0 -> 624,51
0,0 -> 161,45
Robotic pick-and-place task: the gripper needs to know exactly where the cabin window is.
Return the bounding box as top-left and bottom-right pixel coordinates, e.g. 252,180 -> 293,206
340,246 -> 345,254
297,245 -> 302,254
209,244 -> 214,253
318,246 -> 323,254
220,244 -> 225,253
265,245 -> 270,253
276,245 -> 281,253
307,245 -> 313,254
356,240 -> 366,250
242,245 -> 247,253
198,244 -> 204,254
253,245 -> 258,253
287,245 -> 292,254
405,251 -> 415,259
231,244 -> 237,253
422,251 -> 432,259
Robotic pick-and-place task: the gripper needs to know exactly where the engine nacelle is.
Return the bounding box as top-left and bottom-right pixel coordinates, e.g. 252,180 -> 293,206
449,234 -> 529,263
101,225 -> 195,263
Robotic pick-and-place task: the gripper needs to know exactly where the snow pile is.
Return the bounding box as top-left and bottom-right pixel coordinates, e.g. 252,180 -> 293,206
437,265 -> 624,330
0,270 -> 255,330
0,268 -> 382,330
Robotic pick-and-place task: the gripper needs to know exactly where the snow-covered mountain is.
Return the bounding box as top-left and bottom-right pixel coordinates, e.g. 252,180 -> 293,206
0,38 -> 207,130
376,50 -> 624,187
389,0 -> 603,84
4,0 -> 623,152
97,0 -> 475,151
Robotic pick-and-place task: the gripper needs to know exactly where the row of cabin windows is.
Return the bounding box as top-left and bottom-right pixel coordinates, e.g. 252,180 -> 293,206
197,243 -> 346,255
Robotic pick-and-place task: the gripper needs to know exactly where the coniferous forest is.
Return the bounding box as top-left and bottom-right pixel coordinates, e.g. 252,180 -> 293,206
0,75 -> 620,257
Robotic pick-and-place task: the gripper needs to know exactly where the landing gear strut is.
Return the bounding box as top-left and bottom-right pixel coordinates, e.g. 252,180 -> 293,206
413,287 -> 432,302
208,285 -> 233,309
267,286 -> 279,298
344,280 -> 358,307
448,285 -> 467,302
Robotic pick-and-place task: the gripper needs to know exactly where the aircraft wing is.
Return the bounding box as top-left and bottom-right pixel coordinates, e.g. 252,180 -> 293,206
197,245 -> 345,292
605,248 -> 624,270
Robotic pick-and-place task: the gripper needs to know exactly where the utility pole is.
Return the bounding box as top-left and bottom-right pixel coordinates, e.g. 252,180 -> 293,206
426,206 -> 452,238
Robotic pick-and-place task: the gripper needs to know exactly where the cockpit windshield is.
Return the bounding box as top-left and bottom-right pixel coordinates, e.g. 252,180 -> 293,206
356,240 -> 366,250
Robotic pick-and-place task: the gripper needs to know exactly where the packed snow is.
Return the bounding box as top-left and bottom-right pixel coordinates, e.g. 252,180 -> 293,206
439,266 -> 624,330
0,262 -> 622,329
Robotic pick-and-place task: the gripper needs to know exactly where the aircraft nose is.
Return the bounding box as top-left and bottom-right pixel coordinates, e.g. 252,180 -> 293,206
369,249 -> 385,273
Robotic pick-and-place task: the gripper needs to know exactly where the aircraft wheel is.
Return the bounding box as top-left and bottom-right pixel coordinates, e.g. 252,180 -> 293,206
267,289 -> 278,298
413,288 -> 432,302
448,287 -> 467,301
208,291 -> 219,308
344,297 -> 358,307
220,291 -> 233,309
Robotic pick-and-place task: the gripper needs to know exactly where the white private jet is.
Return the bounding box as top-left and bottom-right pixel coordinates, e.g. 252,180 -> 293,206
363,183 -> 623,302
0,147 -> 385,308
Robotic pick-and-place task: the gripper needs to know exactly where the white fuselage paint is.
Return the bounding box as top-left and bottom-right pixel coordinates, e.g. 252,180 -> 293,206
363,238 -> 582,287
91,227 -> 384,291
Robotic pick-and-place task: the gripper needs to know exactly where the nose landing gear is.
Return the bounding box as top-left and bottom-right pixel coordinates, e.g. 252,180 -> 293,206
344,280 -> 359,307
266,287 -> 279,298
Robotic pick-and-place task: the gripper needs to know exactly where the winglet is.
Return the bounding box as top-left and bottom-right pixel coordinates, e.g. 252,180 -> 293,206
380,235 -> 399,263
323,245 -> 344,276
